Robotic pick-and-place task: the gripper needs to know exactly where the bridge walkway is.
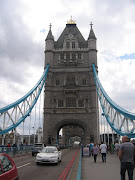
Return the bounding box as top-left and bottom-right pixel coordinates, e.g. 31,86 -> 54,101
82,153 -> 135,179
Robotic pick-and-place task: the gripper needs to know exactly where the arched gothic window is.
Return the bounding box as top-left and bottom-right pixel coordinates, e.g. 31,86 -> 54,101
66,42 -> 70,49
60,53 -> 64,60
82,78 -> 86,85
56,79 -> 60,86
66,76 -> 76,85
78,99 -> 84,107
72,53 -> 76,60
78,53 -> 81,59
72,42 -> 75,49
66,97 -> 76,107
66,53 -> 70,60
58,99 -> 64,107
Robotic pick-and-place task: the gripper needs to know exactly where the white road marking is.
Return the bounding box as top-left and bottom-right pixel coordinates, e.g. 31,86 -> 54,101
17,163 -> 31,169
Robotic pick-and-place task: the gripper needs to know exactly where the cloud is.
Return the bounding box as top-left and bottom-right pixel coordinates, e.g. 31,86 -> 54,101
0,0 -> 135,136
0,0 -> 44,105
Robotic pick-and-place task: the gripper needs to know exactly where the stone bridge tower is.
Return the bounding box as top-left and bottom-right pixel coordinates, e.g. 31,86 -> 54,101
43,18 -> 99,145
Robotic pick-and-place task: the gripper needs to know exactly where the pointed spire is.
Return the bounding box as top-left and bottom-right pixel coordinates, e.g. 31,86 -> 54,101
45,23 -> 54,41
88,22 -> 96,40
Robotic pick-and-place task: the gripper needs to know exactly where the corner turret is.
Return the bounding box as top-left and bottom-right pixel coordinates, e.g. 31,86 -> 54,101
88,22 -> 97,49
45,23 -> 54,68
88,22 -> 97,66
45,23 -> 54,51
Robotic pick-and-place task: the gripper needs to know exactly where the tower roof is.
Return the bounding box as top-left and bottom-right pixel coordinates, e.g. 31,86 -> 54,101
54,20 -> 87,48
45,23 -> 54,41
88,22 -> 96,40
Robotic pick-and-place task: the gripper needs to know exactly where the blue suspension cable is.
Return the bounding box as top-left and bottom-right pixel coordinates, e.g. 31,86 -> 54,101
0,64 -> 49,135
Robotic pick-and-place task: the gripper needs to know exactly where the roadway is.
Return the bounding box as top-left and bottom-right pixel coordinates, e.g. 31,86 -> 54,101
13,147 -> 80,180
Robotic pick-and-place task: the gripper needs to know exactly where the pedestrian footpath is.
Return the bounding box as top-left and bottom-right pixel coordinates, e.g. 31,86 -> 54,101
82,153 -> 135,180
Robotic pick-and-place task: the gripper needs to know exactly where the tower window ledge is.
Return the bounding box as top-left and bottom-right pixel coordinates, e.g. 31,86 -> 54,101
64,89 -> 78,94
58,59 -> 83,65
79,48 -> 88,51
64,84 -> 78,88
54,48 -> 63,51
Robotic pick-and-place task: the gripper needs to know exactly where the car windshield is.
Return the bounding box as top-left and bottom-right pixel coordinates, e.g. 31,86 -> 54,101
41,148 -> 57,153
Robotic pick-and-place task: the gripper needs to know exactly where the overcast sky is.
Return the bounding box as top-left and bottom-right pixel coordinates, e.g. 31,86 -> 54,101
0,0 -> 135,135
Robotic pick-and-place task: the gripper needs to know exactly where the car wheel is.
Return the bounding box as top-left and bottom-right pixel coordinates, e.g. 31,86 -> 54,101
36,162 -> 40,165
59,158 -> 62,162
32,153 -> 34,156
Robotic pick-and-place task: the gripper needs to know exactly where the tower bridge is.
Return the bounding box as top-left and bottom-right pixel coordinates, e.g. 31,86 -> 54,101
43,17 -> 99,145
0,17 -> 135,146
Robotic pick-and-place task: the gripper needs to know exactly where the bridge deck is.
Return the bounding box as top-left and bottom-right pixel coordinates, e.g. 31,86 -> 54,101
82,153 -> 135,180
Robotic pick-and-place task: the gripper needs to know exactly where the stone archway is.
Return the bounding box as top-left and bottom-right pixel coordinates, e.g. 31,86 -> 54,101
45,119 -> 88,145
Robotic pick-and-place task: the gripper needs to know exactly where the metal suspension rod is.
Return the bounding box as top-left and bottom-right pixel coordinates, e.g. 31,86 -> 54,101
104,115 -> 106,144
13,129 -> 16,144
42,88 -> 45,144
107,119 -> 109,145
100,105 -> 103,143
34,105 -> 36,144
39,93 -> 41,127
38,93 -> 41,143
29,113 -> 31,144
112,129 -> 114,145
22,121 -> 24,144
2,114 -> 6,145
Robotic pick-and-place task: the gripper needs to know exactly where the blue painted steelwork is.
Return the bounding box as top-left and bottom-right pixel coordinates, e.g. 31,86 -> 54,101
92,63 -> 135,138
0,64 -> 49,135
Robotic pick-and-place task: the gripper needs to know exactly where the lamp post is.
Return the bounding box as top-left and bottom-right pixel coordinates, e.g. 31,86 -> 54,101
66,132 -> 69,147
101,113 -> 106,143
82,131 -> 84,145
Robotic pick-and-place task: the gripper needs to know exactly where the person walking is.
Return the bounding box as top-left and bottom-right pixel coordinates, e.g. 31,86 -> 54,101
6,143 -> 11,154
119,135 -> 135,180
93,143 -> 99,163
100,142 -> 107,162
115,142 -> 120,155
89,142 -> 94,157
12,143 -> 17,156
111,143 -> 115,153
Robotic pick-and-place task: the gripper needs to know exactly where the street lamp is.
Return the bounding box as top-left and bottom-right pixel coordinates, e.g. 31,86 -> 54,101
66,132 -> 69,146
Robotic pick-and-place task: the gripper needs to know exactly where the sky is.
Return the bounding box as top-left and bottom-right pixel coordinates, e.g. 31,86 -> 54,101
0,0 -> 135,135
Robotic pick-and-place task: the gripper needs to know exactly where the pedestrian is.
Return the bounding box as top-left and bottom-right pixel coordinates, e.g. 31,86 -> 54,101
6,143 -> 11,154
93,143 -> 99,163
132,140 -> 135,166
100,142 -> 107,162
115,142 -> 120,155
89,142 -> 94,156
20,143 -> 23,154
111,143 -> 115,153
12,143 -> 17,156
108,144 -> 112,154
119,135 -> 135,180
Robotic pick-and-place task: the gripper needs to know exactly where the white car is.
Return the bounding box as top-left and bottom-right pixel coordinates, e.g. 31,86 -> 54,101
36,146 -> 62,165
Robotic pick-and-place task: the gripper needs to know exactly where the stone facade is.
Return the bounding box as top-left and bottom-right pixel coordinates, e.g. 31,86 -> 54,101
43,19 -> 99,145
